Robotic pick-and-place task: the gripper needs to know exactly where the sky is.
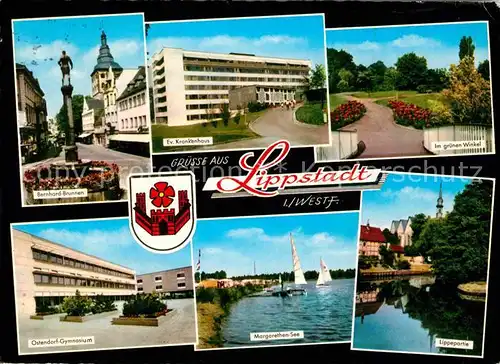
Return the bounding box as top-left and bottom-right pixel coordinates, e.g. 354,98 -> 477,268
327,21 -> 490,69
193,212 -> 359,278
13,218 -> 192,275
13,13 -> 147,118
146,14 -> 326,69
361,173 -> 472,231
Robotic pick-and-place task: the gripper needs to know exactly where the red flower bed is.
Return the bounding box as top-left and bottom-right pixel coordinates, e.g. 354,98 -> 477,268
23,160 -> 120,192
330,101 -> 367,130
387,100 -> 432,129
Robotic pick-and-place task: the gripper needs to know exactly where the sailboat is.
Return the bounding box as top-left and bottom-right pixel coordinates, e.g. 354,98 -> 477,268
316,257 -> 333,287
273,233 -> 307,297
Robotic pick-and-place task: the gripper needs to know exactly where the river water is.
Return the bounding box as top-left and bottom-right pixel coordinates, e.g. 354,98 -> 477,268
353,277 -> 486,356
221,278 -> 354,347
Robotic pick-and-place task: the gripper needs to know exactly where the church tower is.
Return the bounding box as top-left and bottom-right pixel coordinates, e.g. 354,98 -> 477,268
436,182 -> 444,218
90,31 -> 123,99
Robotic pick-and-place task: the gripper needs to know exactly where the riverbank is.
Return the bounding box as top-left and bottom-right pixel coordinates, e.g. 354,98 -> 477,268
360,264 -> 432,279
196,284 -> 265,349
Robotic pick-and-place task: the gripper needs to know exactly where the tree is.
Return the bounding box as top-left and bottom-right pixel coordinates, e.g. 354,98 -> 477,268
395,52 -> 428,90
326,48 -> 357,92
425,68 -> 450,92
417,218 -> 448,260
381,67 -> 399,91
367,61 -> 387,90
310,64 -> 327,89
337,68 -> 354,91
459,36 -> 475,60
410,213 -> 429,243
356,69 -> 375,92
220,103 -> 231,127
149,87 -> 155,124
477,60 -> 490,80
443,56 -> 492,125
430,180 -> 493,284
382,228 -> 399,245
379,245 -> 394,267
56,94 -> 86,143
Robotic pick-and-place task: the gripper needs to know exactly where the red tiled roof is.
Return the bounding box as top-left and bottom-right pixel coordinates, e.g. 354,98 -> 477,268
390,244 -> 405,253
359,225 -> 386,243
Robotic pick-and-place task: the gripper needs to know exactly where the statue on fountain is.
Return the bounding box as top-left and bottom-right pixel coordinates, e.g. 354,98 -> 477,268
58,50 -> 73,86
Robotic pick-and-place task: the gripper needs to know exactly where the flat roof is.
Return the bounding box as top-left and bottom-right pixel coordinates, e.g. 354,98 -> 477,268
12,228 -> 135,273
137,266 -> 193,277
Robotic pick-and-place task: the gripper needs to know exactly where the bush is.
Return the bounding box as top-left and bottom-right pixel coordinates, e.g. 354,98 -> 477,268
330,100 -> 367,130
91,294 -> 116,314
196,284 -> 263,310
387,100 -> 432,129
61,290 -> 93,317
234,111 -> 241,125
247,101 -> 267,113
397,260 -> 411,270
36,300 -> 61,315
427,99 -> 453,126
122,293 -> 167,318
296,102 -> 324,125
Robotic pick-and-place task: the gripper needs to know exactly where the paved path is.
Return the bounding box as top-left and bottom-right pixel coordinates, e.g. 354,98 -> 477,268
18,298 -> 196,354
22,143 -> 151,198
200,107 -> 329,150
341,96 -> 430,158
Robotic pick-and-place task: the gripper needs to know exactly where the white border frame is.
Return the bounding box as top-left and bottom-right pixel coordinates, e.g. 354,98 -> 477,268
11,12 -> 155,208
10,215 -> 199,356
349,171 -> 496,359
145,13 -> 332,156
192,209 -> 360,351
314,20 -> 496,163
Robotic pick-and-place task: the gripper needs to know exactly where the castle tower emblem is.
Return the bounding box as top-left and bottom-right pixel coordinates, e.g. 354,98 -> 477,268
129,172 -> 197,254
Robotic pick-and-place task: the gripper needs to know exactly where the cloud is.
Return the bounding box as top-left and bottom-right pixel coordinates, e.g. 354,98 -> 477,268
16,40 -> 79,64
391,34 -> 441,48
332,41 -> 381,51
37,226 -> 134,256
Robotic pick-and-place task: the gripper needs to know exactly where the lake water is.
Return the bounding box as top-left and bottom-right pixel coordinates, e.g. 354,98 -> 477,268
353,277 -> 486,356
221,278 -> 354,347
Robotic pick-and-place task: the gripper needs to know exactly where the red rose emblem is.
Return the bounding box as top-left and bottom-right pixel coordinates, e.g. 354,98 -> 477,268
150,181 -> 175,208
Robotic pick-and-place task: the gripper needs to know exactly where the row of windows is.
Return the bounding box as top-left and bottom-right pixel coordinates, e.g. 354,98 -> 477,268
187,113 -> 222,121
34,273 -> 136,290
136,272 -> 186,284
137,282 -> 187,291
184,75 -> 304,83
32,248 -> 134,280
119,92 -> 147,111
186,103 -> 226,111
183,58 -> 309,71
120,115 -> 147,130
186,94 -> 226,101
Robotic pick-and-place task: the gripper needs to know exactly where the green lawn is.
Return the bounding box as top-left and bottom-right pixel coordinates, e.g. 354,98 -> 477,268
375,93 -> 451,109
329,94 -> 347,109
351,90 -> 418,99
152,110 -> 266,152
295,102 -> 325,125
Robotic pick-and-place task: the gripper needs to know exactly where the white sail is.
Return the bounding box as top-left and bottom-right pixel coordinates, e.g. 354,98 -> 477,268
278,274 -> 282,285
316,268 -> 325,286
290,233 -> 307,285
320,258 -> 332,283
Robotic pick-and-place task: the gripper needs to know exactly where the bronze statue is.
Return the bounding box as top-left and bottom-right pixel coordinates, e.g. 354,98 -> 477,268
58,50 -> 73,86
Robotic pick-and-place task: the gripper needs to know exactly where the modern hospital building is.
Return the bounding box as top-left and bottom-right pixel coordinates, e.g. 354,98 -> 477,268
150,48 -> 312,126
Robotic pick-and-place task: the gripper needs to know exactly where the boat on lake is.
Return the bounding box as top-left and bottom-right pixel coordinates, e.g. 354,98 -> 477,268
272,233 -> 307,297
316,257 -> 333,287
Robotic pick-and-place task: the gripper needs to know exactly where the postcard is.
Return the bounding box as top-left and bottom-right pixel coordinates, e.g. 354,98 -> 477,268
10,217 -> 197,355
12,13 -> 152,207
351,172 -> 495,358
316,21 -> 495,162
145,14 -> 331,154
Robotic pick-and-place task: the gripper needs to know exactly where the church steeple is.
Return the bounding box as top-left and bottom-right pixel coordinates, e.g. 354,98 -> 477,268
101,31 -> 107,46
91,30 -> 123,77
436,182 -> 444,218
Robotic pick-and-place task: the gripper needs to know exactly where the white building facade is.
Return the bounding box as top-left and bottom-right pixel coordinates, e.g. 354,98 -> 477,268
150,48 -> 311,126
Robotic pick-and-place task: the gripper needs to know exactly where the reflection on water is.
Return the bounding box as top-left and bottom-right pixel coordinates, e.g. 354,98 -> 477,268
353,277 -> 485,356
221,279 -> 354,347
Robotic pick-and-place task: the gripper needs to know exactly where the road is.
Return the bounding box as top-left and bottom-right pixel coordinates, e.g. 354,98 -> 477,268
23,143 -> 151,196
200,107 -> 329,150
340,96 -> 431,158
18,298 -> 196,354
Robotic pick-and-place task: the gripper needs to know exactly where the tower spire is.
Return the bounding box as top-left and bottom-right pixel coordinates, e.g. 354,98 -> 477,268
101,31 -> 107,46
436,182 -> 444,218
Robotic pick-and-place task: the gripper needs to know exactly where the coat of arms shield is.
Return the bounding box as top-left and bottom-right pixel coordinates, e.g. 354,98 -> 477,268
128,171 -> 197,253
